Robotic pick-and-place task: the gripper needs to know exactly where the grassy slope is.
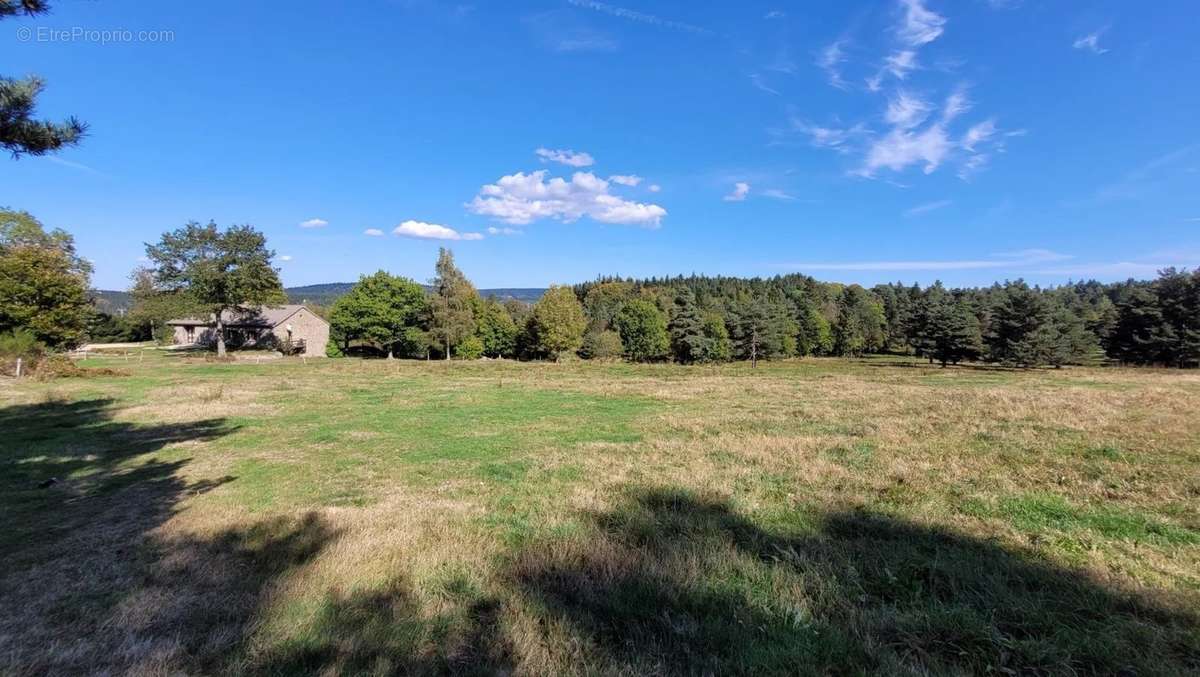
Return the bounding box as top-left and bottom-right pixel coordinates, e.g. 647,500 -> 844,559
0,354 -> 1197,675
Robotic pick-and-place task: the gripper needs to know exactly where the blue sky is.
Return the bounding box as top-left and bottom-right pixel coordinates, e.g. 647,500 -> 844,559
2,0 -> 1198,290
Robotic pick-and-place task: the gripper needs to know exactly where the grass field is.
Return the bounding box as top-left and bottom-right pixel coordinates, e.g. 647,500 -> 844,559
2,353 -> 1198,675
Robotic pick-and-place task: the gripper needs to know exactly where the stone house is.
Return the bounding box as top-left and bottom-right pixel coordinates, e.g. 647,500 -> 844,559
167,305 -> 329,356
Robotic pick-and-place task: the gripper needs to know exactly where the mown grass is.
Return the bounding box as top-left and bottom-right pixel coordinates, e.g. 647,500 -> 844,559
1,351 -> 1198,675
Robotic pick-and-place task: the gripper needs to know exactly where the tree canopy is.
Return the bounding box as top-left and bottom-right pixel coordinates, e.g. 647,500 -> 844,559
144,221 -> 285,356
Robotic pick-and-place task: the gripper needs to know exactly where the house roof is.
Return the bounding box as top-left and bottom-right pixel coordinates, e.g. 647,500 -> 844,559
167,304 -> 325,328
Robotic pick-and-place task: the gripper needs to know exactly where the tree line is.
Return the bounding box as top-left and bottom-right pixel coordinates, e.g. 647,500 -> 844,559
329,249 -> 1200,368
2,214 -> 1197,369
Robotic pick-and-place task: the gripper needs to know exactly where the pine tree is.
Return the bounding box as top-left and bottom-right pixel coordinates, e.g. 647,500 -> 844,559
668,287 -> 708,363
2,4 -> 87,157
473,296 -> 518,358
926,292 -> 983,366
1110,286 -> 1167,365
1156,268 -> 1200,368
986,281 -> 1050,366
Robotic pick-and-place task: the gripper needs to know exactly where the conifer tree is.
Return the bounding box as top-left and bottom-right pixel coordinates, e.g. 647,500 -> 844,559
668,287 -> 708,363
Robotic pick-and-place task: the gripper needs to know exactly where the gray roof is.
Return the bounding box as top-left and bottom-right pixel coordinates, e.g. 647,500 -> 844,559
167,305 -> 323,328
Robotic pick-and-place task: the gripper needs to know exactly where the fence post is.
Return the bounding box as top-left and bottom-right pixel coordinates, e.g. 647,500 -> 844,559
15,357 -> 22,378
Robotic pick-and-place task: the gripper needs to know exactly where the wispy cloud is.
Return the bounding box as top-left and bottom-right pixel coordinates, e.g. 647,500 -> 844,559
1073,30 -> 1109,55
885,90 -> 933,129
279,255 -> 293,262
393,220 -> 483,241
896,0 -> 946,47
647,183 -> 662,192
566,0 -> 712,36
787,118 -> 869,154
904,199 -> 951,216
364,228 -> 385,237
817,40 -> 849,90
1079,145 -> 1199,205
749,73 -> 780,95
608,174 -> 642,186
468,170 -> 667,227
487,226 -> 523,236
723,181 -> 750,202
299,218 -> 328,228
43,155 -> 106,176
764,10 -> 785,20
535,147 -> 595,167
761,188 -> 796,201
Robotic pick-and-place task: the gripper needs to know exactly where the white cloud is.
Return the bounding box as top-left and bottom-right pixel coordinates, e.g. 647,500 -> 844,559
761,188 -> 796,201
647,184 -> 662,192
764,10 -> 785,19
790,119 -> 868,154
723,182 -> 750,202
860,124 -> 951,176
1073,31 -> 1109,55
299,218 -> 328,228
885,91 -> 933,129
884,49 -> 918,80
896,0 -> 945,47
903,199 -> 951,216
468,170 -> 666,227
962,119 -> 997,151
393,220 -> 484,241
364,228 -> 385,237
942,87 -> 970,121
609,174 -> 642,186
487,226 -> 523,236
535,147 -> 595,167
279,255 -> 293,262
817,40 -> 849,90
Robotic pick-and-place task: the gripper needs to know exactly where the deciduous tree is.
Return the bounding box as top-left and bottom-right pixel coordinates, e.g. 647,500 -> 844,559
144,221 -> 285,356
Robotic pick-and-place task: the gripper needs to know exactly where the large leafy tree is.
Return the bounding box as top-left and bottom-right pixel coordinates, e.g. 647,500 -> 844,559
428,248 -> 477,360
529,285 -> 587,361
144,221 -> 285,356
329,271 -> 427,359
473,295 -> 518,358
2,2 -> 87,157
0,209 -> 91,347
833,285 -> 885,357
127,266 -> 203,344
615,298 -> 669,362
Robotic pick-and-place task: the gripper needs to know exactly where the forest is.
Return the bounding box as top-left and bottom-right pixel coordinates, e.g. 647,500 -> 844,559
321,250 -> 1199,369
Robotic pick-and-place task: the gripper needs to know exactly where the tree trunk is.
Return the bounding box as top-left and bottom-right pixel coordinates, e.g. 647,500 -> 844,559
215,311 -> 226,357
445,337 -> 451,361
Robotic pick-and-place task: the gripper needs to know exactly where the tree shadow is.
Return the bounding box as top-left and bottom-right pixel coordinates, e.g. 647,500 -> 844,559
508,487 -> 1200,675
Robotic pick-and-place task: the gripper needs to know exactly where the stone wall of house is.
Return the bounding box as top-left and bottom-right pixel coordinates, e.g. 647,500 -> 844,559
270,308 -> 329,356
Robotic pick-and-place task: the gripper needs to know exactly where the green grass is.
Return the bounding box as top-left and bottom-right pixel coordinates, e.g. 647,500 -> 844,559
1,353 -> 1198,675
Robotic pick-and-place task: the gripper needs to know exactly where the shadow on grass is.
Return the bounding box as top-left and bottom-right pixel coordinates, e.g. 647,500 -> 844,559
3,394 -> 1195,676
506,488 -> 1198,675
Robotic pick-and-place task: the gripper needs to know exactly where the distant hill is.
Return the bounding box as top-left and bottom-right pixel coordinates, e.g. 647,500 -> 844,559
286,283 -> 546,306
89,283 -> 546,314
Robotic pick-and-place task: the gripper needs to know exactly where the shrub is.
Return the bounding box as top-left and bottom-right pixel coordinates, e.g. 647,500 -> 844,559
456,335 -> 484,360
325,339 -> 344,357
0,329 -> 45,359
581,330 -> 624,360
